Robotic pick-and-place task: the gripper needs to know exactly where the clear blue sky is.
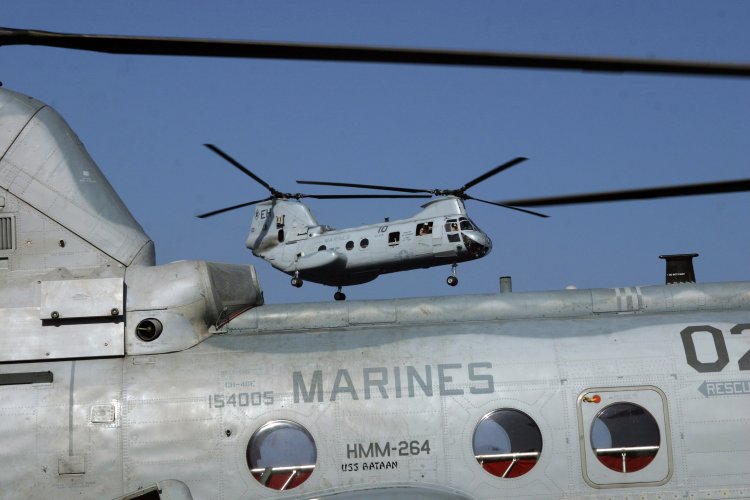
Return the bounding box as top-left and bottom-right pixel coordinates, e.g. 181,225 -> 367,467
2,1 -> 749,303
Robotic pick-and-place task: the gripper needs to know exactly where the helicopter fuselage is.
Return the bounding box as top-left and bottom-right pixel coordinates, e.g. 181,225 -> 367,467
249,197 -> 492,287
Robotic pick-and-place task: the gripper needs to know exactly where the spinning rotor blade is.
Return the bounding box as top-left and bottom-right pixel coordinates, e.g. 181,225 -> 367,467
460,157 -> 527,192
196,196 -> 272,219
467,195 -> 548,218
2,27 -> 750,78
302,194 -> 431,200
300,157 -> 530,200
499,178 -> 750,207
297,179 -> 432,194
204,144 -> 276,194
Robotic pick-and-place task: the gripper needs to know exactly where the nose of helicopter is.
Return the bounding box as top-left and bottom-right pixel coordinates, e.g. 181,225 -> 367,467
462,230 -> 492,256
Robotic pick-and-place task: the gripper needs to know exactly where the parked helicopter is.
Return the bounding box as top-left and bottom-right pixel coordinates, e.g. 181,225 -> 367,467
198,145 -> 548,300
1,87 -> 749,500
2,25 -> 750,500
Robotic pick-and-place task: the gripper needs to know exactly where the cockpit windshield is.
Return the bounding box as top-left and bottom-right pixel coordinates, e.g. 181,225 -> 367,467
459,217 -> 474,231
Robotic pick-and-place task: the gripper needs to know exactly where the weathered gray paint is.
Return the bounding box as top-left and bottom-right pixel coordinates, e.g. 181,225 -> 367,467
1,88 -> 749,499
0,88 -> 153,269
2,283 -> 749,499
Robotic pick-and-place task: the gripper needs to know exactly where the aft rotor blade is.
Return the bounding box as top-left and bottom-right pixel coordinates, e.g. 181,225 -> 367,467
196,196 -> 272,218
204,144 -> 275,193
468,195 -> 549,218
3,27 -> 750,78
297,179 -> 432,194
499,178 -> 750,207
461,157 -> 528,192
302,194 -> 431,200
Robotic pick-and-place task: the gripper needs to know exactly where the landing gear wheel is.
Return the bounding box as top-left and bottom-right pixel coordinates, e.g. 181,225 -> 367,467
447,263 -> 459,287
291,277 -> 303,288
334,287 -> 346,301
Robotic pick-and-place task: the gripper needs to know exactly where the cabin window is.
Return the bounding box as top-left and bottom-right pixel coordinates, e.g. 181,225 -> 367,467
388,232 -> 400,246
247,420 -> 316,490
360,238 -> 369,248
591,402 -> 660,473
445,219 -> 458,233
473,409 -> 542,478
318,245 -> 326,251
416,222 -> 433,236
345,241 -> 354,251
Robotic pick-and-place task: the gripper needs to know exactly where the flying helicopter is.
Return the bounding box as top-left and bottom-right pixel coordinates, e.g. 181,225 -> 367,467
1,23 -> 750,500
198,144 -> 750,300
198,145 -> 547,300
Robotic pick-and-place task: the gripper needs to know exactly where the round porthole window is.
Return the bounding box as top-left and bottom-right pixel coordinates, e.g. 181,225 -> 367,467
345,241 -> 354,251
247,420 -> 316,490
360,238 -> 369,248
591,402 -> 660,473
473,409 -> 542,478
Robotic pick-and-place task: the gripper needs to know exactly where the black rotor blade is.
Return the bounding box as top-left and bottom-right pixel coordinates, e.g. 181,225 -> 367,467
461,157 -> 528,192
297,179 -> 432,194
3,27 -> 750,78
204,144 -> 275,193
499,178 -> 750,207
467,195 -> 549,218
196,196 -> 272,218
302,194 -> 431,200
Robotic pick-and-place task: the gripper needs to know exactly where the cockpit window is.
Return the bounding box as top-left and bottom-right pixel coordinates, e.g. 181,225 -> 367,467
460,220 -> 474,231
591,402 -> 660,473
445,219 -> 458,233
247,420 -> 316,490
473,409 -> 542,478
416,222 -> 433,236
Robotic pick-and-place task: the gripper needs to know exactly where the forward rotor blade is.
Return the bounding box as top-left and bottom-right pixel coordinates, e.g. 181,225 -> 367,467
468,195 -> 549,218
3,27 -> 750,78
204,144 -> 274,192
196,196 -> 272,218
498,178 -> 750,207
302,194 -> 431,200
297,179 -> 432,194
461,157 -> 528,192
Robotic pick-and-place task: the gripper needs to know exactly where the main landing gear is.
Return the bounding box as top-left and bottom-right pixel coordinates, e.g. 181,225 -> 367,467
334,287 -> 346,301
290,272 -> 303,288
446,263 -> 459,287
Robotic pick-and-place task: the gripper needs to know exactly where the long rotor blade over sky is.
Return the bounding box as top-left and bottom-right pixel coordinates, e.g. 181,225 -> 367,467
499,178 -> 750,207
2,27 -> 750,78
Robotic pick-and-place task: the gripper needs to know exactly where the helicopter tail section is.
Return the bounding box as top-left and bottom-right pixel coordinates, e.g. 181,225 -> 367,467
0,88 -> 154,272
246,199 -> 319,254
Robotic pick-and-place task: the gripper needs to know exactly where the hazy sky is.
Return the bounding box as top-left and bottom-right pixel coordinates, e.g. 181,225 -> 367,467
2,1 -> 749,303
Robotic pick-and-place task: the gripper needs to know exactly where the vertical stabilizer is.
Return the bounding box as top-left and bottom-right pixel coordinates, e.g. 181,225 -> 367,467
0,88 -> 154,271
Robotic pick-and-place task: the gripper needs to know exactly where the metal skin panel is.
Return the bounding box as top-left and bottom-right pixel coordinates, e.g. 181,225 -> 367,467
1,289 -> 749,498
0,359 -> 123,499
0,307 -> 124,361
116,304 -> 747,499
0,88 -> 153,268
40,277 -> 123,319
124,260 -> 263,356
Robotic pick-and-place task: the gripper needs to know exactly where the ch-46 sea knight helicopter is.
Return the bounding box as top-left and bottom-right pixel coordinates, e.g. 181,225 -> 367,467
1,27 -> 750,500
198,145 -> 547,300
